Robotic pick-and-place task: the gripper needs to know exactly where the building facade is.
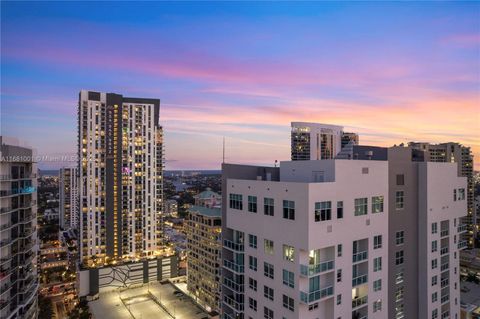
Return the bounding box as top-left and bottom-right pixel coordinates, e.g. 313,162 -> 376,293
0,137 -> 39,319
59,167 -> 79,230
291,122 -> 343,161
221,151 -> 467,319
78,90 -> 163,267
409,142 -> 476,247
386,147 -> 467,319
221,160 -> 390,319
186,204 -> 222,313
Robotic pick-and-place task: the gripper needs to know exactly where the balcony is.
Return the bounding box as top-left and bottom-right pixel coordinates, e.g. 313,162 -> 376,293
441,311 -> 450,319
223,259 -> 244,273
300,260 -> 334,277
441,294 -> 449,304
352,274 -> 368,287
223,277 -> 244,293
352,251 -> 368,263
457,224 -> 468,233
0,239 -> 11,249
0,207 -> 12,215
224,239 -> 244,252
223,295 -> 244,312
458,240 -> 468,250
440,247 -> 449,255
352,295 -> 368,309
0,222 -> 12,231
440,229 -> 449,237
440,278 -> 449,288
440,262 -> 449,271
300,286 -> 333,304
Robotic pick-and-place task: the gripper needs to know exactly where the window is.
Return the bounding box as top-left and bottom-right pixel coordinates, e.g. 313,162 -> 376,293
354,198 -> 368,216
249,234 -> 257,249
249,297 -> 257,311
395,251 -> 404,265
454,189 -> 457,201
315,201 -> 331,221
431,275 -> 437,286
283,200 -> 295,220
372,196 -> 384,213
373,299 -> 382,312
432,222 -> 438,234
374,257 -> 382,272
336,294 -> 342,305
396,174 -> 404,185
264,239 -> 274,255
264,307 -> 273,319
283,269 -> 294,288
283,295 -> 295,311
229,194 -> 243,210
395,286 -> 404,302
264,198 -> 274,216
432,309 -> 438,319
337,244 -> 343,257
432,292 -> 437,303
396,231 -> 404,245
431,240 -> 437,253
336,269 -> 342,282
337,201 -> 343,219
264,262 -> 274,279
374,235 -> 382,249
395,191 -> 404,210
249,256 -> 257,271
249,277 -> 257,291
431,258 -> 437,269
283,245 -> 295,262
373,279 -> 382,292
264,285 -> 274,301
458,188 -> 465,200
248,196 -> 257,213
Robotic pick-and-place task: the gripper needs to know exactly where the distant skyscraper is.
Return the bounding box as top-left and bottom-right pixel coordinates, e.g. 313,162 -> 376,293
59,167 -> 79,230
78,90 -> 163,267
0,136 -> 38,319
409,142 -> 476,247
291,122 -> 343,161
341,132 -> 359,149
186,189 -> 222,313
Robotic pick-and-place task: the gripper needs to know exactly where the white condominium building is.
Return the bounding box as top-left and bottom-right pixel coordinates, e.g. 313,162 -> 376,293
222,160 -> 389,319
221,146 -> 467,319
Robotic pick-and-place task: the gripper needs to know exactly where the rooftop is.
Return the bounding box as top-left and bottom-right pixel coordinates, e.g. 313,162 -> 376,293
194,188 -> 221,199
89,281 -> 213,319
189,205 -> 221,218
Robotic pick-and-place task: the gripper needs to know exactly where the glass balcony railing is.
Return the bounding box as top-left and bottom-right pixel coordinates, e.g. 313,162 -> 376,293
300,260 -> 334,276
300,286 -> 333,304
352,295 -> 368,309
223,295 -> 244,312
223,277 -> 244,293
440,247 -> 449,255
352,274 -> 368,287
223,259 -> 244,273
440,230 -> 449,237
352,251 -> 368,263
457,224 -> 468,233
223,239 -> 244,252
458,241 -> 468,250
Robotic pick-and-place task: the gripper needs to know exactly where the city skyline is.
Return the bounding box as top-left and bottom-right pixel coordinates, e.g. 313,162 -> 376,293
1,2 -> 479,170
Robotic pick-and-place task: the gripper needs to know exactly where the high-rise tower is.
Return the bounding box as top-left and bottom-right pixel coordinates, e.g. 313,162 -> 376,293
78,90 -> 163,267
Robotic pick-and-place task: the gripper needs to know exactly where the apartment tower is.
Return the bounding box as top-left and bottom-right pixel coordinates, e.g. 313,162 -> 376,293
0,137 -> 39,319
78,90 -> 163,267
59,167 -> 79,230
186,194 -> 222,313
291,122 -> 359,161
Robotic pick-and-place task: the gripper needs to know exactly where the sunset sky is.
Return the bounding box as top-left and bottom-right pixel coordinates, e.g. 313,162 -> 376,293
1,2 -> 479,170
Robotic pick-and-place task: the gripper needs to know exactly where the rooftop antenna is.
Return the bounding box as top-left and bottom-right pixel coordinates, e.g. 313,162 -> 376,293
222,136 -> 225,164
